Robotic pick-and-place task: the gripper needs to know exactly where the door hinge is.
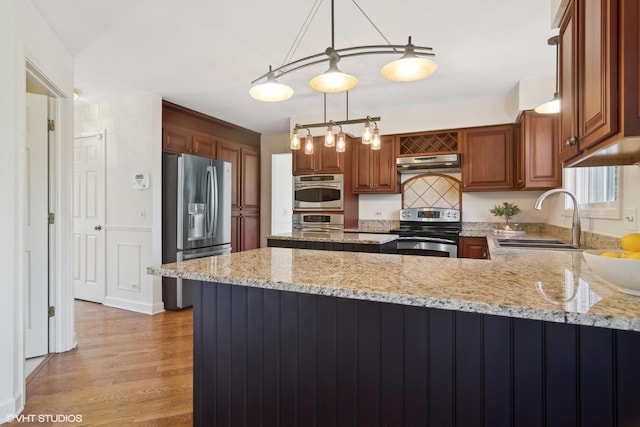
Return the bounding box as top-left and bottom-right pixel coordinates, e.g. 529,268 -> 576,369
47,119 -> 55,131
48,306 -> 55,317
48,212 -> 55,225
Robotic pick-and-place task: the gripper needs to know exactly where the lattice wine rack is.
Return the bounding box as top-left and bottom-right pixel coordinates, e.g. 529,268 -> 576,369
398,131 -> 459,155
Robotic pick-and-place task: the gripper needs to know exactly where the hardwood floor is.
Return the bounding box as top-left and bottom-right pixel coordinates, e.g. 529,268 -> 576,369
14,300 -> 193,426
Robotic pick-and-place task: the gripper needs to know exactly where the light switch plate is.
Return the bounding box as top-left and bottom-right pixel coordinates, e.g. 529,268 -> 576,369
625,208 -> 637,231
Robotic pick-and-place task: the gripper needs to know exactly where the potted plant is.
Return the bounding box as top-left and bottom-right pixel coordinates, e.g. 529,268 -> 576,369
490,202 -> 521,230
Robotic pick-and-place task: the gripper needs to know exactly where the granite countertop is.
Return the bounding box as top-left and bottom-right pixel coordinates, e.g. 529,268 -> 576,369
148,244 -> 640,332
267,231 -> 399,245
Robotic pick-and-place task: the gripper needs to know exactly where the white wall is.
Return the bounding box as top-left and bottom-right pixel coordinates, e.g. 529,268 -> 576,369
75,95 -> 164,314
1,0 -> 75,422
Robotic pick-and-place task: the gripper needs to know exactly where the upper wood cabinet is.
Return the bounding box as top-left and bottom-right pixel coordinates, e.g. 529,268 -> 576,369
162,124 -> 217,157
396,130 -> 460,156
352,136 -> 400,194
292,136 -> 345,175
461,124 -> 515,192
559,0 -> 640,166
516,111 -> 562,190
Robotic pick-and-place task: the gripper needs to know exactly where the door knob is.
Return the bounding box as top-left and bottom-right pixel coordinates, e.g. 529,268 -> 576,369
94,225 -> 103,231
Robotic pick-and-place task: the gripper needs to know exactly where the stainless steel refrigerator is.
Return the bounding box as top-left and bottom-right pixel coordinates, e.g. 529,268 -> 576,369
162,153 -> 232,309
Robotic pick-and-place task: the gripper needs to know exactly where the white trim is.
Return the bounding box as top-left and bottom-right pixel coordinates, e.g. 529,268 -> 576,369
103,296 -> 165,315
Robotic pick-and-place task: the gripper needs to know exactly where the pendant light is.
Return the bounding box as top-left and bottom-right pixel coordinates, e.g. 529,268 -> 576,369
381,37 -> 438,82
336,127 -> 346,153
250,1 -> 436,101
324,123 -> 335,147
290,130 -> 301,150
371,125 -> 381,150
249,66 -> 294,102
362,120 -> 372,144
310,53 -> 358,93
304,133 -> 314,155
535,36 -> 561,114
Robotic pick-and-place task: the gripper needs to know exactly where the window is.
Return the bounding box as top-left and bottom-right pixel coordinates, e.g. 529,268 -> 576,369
564,166 -> 621,219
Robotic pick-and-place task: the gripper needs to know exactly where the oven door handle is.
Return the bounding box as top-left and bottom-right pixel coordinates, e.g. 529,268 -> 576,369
396,236 -> 457,245
295,183 -> 341,190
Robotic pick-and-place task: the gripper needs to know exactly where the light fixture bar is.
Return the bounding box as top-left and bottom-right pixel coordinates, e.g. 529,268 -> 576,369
293,116 -> 380,131
251,46 -> 434,84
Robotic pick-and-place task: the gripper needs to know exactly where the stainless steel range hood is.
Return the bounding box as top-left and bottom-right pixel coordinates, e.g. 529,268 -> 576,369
396,154 -> 461,174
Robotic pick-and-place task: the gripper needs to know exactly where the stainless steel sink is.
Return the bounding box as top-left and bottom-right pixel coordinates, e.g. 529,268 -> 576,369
496,238 -> 582,250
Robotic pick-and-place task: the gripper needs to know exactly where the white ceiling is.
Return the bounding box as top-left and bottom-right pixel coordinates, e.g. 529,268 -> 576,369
31,0 -> 558,135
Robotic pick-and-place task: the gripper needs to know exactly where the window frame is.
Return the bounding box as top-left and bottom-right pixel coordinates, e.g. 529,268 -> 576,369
563,166 -> 622,219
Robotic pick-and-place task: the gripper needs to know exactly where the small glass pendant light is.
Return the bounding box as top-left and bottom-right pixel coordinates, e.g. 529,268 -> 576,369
362,120 -> 372,144
336,131 -> 346,153
290,130 -> 301,150
325,124 -> 335,147
371,128 -> 381,150
304,133 -> 314,154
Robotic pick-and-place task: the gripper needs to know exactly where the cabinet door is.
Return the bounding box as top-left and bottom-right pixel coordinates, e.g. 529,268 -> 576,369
316,139 -> 344,174
518,111 -> 561,190
462,125 -> 515,191
559,1 -> 579,163
578,0 -> 618,150
240,211 -> 261,251
352,139 -> 374,192
216,140 -> 241,209
374,136 -> 400,193
241,148 -> 260,210
230,211 -> 241,253
459,237 -> 488,259
192,133 -> 216,157
163,125 -> 192,154
292,146 -> 316,176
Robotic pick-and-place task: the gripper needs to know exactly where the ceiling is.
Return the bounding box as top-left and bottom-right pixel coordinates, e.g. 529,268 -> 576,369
31,0 -> 558,135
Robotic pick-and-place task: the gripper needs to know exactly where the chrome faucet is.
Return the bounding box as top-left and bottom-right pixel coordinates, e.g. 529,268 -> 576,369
534,189 -> 581,247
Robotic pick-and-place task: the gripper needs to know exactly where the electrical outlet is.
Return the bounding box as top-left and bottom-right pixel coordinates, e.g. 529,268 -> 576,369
374,211 -> 382,217
625,208 -> 637,231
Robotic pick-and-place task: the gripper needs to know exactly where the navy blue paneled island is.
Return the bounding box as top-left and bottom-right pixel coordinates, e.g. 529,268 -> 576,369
148,246 -> 640,426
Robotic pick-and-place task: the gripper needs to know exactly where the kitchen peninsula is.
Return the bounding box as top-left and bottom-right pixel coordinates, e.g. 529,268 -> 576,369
148,247 -> 640,426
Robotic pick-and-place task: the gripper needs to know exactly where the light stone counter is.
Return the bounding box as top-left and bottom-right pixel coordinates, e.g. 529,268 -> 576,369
148,245 -> 640,332
267,231 -> 399,245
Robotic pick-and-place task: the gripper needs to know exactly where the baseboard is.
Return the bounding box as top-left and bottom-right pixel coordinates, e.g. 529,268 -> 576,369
0,393 -> 23,425
103,297 -> 165,315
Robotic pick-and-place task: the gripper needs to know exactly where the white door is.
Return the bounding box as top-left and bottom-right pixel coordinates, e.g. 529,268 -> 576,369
73,132 -> 106,303
25,93 -> 49,358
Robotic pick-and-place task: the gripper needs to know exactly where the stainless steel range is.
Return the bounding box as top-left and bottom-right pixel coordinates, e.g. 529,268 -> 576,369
390,207 -> 461,257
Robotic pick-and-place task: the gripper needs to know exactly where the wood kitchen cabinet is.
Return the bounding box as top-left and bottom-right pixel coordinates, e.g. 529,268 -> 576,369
216,139 -> 260,252
352,135 -> 400,194
292,136 -> 345,175
162,124 -> 217,157
516,110 -> 562,190
559,0 -> 640,166
459,236 -> 489,259
461,124 -> 515,191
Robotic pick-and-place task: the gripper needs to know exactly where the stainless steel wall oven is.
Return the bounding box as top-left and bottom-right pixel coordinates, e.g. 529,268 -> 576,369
293,174 -> 343,211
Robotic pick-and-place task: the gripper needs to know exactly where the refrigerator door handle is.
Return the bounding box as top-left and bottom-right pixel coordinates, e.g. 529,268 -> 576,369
206,165 -> 218,239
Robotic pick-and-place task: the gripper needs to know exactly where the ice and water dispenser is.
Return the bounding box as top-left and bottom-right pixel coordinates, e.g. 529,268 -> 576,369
188,202 -> 206,240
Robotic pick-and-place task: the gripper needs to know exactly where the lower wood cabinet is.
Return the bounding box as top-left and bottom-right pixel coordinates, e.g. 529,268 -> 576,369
459,236 -> 489,259
217,140 -> 260,252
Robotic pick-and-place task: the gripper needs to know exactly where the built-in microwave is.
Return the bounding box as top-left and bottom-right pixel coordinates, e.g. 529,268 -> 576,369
293,174 -> 343,211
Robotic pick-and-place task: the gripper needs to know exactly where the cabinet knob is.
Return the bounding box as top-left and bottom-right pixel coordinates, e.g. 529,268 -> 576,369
518,179 -> 523,183
482,251 -> 487,258
565,136 -> 578,147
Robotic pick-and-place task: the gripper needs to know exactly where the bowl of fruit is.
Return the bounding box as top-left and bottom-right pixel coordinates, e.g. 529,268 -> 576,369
582,233 -> 640,296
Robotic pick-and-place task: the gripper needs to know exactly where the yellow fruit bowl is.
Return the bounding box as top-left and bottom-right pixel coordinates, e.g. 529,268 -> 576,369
583,250 -> 640,296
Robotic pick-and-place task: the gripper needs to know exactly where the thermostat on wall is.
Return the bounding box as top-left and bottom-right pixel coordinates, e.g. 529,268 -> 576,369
133,172 -> 149,190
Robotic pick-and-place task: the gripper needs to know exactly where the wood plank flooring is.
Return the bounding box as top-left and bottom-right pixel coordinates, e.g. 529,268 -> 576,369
13,300 -> 193,426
